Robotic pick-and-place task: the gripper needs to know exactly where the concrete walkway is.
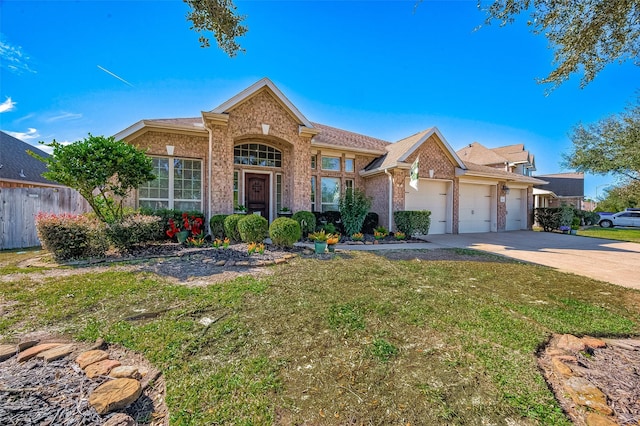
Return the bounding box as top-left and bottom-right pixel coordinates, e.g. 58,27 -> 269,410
301,231 -> 640,289
423,231 -> 640,290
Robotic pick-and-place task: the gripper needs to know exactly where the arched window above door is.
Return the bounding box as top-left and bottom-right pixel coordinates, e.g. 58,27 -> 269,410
234,143 -> 282,168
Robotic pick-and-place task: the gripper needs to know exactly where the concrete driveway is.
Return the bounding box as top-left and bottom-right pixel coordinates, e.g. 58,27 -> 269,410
424,231 -> 640,290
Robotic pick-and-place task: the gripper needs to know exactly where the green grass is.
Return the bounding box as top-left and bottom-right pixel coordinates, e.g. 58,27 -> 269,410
1,250 -> 639,424
578,226 -> 640,243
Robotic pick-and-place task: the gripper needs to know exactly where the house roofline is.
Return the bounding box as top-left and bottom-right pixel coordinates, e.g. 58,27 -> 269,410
211,77 -> 316,130
114,120 -> 208,141
312,141 -> 385,156
398,127 -> 465,169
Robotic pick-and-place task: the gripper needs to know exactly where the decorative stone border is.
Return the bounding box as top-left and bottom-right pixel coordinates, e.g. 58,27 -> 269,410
0,338 -> 164,425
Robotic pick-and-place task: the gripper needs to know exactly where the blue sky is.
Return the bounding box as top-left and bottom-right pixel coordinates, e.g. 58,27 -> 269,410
1,0 -> 638,200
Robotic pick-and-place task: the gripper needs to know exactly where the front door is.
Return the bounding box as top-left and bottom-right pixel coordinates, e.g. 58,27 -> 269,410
245,173 -> 270,219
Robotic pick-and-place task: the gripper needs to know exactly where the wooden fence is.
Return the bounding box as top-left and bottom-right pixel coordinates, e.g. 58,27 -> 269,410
0,187 -> 91,250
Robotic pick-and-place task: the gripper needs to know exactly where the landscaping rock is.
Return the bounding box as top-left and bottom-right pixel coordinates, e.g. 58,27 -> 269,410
583,336 -> 607,349
551,357 -> 573,377
585,412 -> 619,426
17,340 -> 38,351
88,378 -> 142,415
89,337 -> 106,350
557,334 -> 586,352
563,376 -> 613,415
110,365 -> 141,379
0,344 -> 17,362
17,343 -> 63,362
38,343 -> 75,362
76,349 -> 109,369
102,413 -> 137,426
85,359 -> 122,379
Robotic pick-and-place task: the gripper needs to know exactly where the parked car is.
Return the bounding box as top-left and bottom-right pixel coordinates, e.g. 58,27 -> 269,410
598,211 -> 640,228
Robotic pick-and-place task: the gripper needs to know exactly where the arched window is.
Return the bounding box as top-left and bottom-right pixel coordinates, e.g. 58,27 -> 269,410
234,143 -> 282,168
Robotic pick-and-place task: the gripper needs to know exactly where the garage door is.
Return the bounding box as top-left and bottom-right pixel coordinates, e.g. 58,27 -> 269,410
459,183 -> 492,233
404,178 -> 449,234
506,189 -> 525,231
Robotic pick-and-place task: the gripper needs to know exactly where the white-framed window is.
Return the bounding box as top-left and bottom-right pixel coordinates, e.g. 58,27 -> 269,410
276,173 -> 282,211
311,176 -> 316,212
233,170 -> 239,207
345,179 -> 354,193
234,143 -> 282,168
321,177 -> 340,212
345,158 -> 354,173
139,157 -> 202,211
321,156 -> 341,171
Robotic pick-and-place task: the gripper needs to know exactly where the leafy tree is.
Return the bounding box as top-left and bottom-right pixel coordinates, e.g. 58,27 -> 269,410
480,0 -> 640,88
31,134 -> 155,223
595,181 -> 640,212
563,99 -> 640,182
184,0 -> 247,56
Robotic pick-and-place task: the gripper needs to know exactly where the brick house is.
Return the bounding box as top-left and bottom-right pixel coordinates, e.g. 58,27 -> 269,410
115,78 -> 545,234
533,172 -> 585,210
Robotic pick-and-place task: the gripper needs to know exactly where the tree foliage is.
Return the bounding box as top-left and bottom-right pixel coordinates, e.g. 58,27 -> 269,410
339,188 -> 372,236
480,0 -> 640,88
184,0 -> 247,56
31,135 -> 155,223
563,99 -> 640,182
595,181 -> 640,211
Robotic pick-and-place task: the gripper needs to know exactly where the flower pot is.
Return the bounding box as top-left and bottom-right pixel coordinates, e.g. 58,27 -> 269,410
570,229 -> 578,235
177,230 -> 190,244
314,241 -> 327,254
327,244 -> 335,253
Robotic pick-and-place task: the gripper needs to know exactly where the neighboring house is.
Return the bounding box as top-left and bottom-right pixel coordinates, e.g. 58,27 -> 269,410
115,78 -> 546,234
533,172 -> 585,210
0,131 -> 61,188
456,141 -> 536,176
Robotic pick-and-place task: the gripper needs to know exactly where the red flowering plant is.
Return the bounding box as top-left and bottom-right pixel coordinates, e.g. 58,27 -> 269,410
166,213 -> 205,245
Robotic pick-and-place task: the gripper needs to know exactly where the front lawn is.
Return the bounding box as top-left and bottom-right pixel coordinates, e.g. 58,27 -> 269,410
1,250 -> 639,424
578,226 -> 640,243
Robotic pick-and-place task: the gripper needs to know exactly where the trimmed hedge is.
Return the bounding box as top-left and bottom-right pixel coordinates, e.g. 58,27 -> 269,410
269,217 -> 302,247
35,213 -> 109,261
223,214 -> 245,242
106,214 -> 163,251
237,214 -> 269,243
393,210 -> 431,236
209,214 -> 228,238
292,211 -> 316,237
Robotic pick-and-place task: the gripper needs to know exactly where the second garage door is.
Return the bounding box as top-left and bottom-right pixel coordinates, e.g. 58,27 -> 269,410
459,183 -> 492,233
404,178 -> 450,234
506,189 -> 526,231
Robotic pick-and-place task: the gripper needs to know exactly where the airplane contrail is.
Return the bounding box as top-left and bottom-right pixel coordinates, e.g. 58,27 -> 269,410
97,65 -> 134,87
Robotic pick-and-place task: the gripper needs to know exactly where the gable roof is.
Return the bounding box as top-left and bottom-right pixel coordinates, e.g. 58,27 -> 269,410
311,122 -> 390,154
211,77 -> 315,130
363,127 -> 465,174
0,131 -> 59,186
534,172 -> 584,197
456,142 -> 509,166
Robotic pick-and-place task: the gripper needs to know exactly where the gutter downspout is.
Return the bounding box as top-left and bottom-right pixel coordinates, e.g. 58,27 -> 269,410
384,168 -> 393,231
206,125 -> 213,233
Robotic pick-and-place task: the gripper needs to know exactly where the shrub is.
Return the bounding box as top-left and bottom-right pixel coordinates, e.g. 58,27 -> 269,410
237,214 -> 268,243
292,211 -> 316,236
534,207 -> 562,232
393,210 -> 431,236
106,214 -> 163,251
323,223 -> 337,234
314,211 -> 344,233
269,217 -> 302,247
209,214 -> 228,238
36,213 -> 108,261
361,212 -> 379,234
224,214 -> 245,242
339,188 -> 372,236
140,208 -> 205,239
559,205 -> 575,228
